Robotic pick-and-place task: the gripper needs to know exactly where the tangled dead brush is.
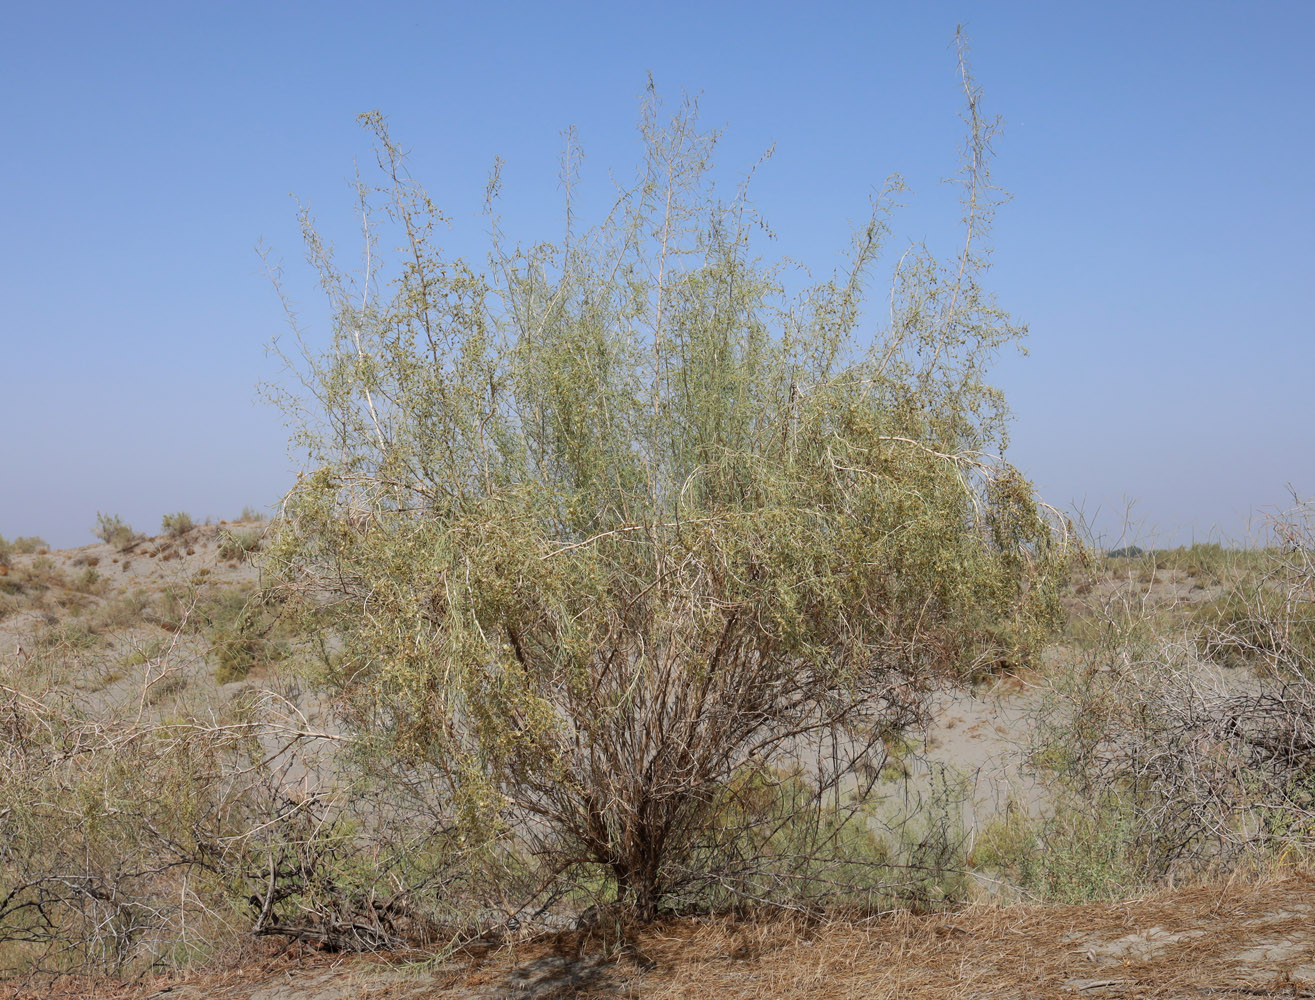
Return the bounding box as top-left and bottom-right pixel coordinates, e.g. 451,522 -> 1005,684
0,668 -> 461,977
1034,499 -> 1315,886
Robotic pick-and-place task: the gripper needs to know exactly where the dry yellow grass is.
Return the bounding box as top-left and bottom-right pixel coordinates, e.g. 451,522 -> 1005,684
9,872 -> 1315,999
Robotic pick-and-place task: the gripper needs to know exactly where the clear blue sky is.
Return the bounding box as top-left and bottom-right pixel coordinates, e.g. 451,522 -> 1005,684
2,1 -> 1310,549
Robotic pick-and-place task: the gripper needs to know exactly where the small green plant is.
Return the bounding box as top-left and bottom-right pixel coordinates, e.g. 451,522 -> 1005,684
161,511 -> 195,537
94,513 -> 141,548
971,799 -> 1149,903
121,637 -> 170,669
69,566 -> 103,595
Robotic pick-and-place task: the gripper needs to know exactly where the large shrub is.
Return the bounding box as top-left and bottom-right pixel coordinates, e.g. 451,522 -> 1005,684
268,44 -> 1068,919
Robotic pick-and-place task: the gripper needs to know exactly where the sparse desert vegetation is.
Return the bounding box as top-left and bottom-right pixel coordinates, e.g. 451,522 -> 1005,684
92,513 -> 143,550
160,511 -> 196,538
3,39 -> 1313,1000
4,508 -> 1314,995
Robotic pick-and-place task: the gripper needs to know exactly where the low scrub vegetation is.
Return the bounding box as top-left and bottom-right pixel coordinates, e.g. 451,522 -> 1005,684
0,534 -> 46,566
1004,501 -> 1315,900
161,510 -> 195,537
93,513 -> 142,548
0,675 -> 358,974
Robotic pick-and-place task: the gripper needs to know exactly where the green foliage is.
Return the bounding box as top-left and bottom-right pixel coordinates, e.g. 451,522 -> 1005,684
268,49 -> 1068,919
161,511 -> 195,537
121,636 -> 170,669
971,799 -> 1149,903
93,513 -> 140,548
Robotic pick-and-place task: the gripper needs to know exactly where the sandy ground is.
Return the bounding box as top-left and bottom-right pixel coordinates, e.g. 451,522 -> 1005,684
1,521 -> 269,712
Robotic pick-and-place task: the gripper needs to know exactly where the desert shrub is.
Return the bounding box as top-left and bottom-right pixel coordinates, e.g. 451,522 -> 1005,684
0,677 -> 402,975
69,566 -> 104,595
1193,548 -> 1315,675
971,798 -> 1149,903
161,511 -> 195,537
0,535 -> 46,565
34,620 -> 101,652
1033,501 -> 1315,884
268,43 -> 1068,922
238,505 -> 267,522
93,513 -> 141,548
90,589 -> 153,632
217,527 -> 263,561
120,636 -> 170,669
